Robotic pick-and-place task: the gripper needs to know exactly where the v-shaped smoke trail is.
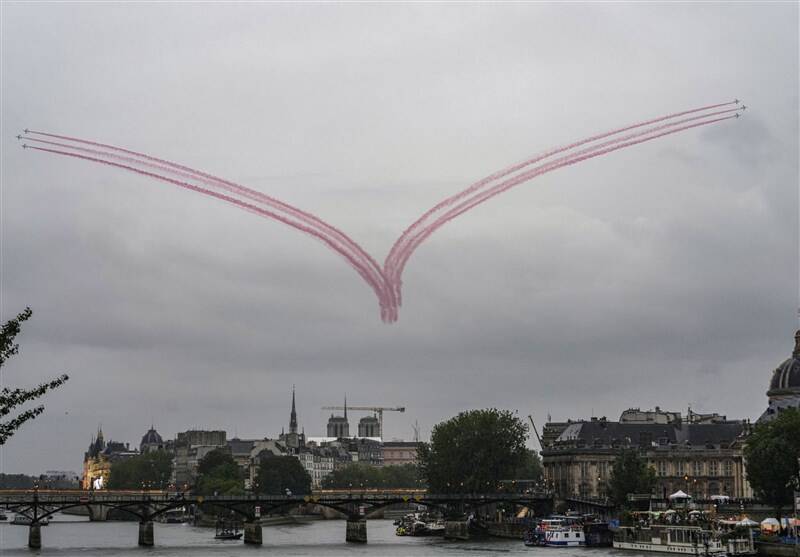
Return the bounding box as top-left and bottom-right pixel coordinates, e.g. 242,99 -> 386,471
21,101 -> 742,322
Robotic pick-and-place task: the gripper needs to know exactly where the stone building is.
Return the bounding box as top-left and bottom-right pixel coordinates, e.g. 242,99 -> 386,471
296,446 -> 335,488
540,410 -> 753,499
358,415 -> 381,438
327,398 -> 350,438
382,441 -> 419,466
759,329 -> 800,422
171,430 -> 227,486
81,427 -> 137,489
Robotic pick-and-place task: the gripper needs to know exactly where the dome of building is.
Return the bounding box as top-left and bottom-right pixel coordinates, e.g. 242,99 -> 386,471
140,427 -> 163,447
759,330 -> 800,423
767,330 -> 800,395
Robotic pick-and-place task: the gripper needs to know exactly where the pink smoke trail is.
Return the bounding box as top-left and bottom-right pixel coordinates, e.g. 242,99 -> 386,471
24,144 -> 394,319
25,130 -> 392,309
390,114 -> 738,294
385,100 -> 738,281
23,103 -> 740,323
389,107 -> 740,289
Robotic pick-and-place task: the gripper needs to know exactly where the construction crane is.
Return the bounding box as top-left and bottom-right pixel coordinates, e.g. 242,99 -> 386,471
528,415 -> 543,450
321,405 -> 405,438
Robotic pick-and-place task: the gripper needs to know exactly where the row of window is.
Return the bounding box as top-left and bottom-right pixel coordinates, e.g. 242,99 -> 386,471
656,459 -> 734,477
566,458 -> 736,480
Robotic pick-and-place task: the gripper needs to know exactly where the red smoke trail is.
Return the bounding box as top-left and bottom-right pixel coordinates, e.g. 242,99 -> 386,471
388,107 -> 740,290
25,130 -> 392,310
390,114 -> 738,293
25,144 -> 393,318
385,100 -> 738,282
23,103 -> 740,322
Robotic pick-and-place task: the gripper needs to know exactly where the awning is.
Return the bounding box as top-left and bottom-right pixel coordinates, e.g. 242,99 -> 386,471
669,490 -> 691,499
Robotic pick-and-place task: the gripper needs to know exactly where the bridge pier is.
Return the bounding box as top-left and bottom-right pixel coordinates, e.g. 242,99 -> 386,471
243,521 -> 262,545
138,521 -> 154,546
28,523 -> 42,549
444,520 -> 469,540
88,504 -> 109,521
346,518 -> 367,543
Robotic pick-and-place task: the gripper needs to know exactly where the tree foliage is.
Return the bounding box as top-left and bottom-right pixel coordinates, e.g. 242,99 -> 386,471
608,449 -> 656,508
254,454 -> 311,495
321,463 -> 422,489
514,449 -> 544,482
0,307 -> 68,445
418,409 -> 529,493
194,448 -> 243,495
744,409 -> 800,521
107,451 -> 173,489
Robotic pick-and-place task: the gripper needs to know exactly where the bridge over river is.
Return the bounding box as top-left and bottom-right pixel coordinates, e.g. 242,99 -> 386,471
0,488 -> 555,549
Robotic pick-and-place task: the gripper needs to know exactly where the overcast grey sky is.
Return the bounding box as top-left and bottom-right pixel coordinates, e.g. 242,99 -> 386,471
1,2 -> 797,475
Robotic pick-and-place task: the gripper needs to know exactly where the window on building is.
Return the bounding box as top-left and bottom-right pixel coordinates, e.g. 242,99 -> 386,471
723,460 -> 733,476
693,461 -> 703,476
676,460 -> 684,475
709,461 -> 719,476
657,461 -> 668,477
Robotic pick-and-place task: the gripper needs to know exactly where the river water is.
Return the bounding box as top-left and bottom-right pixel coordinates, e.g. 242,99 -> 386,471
0,515 -> 641,557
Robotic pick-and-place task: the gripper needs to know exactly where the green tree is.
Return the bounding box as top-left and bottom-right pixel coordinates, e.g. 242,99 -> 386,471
194,448 -> 243,495
744,408 -> 800,521
418,409 -> 529,494
254,454 -> 311,495
321,463 -> 422,489
107,451 -> 173,489
608,449 -> 656,508
510,449 -> 544,491
1,307 -> 68,444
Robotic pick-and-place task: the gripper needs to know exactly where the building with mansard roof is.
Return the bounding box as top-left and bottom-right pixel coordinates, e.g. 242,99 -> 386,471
81,427 -> 138,489
540,409 -> 753,500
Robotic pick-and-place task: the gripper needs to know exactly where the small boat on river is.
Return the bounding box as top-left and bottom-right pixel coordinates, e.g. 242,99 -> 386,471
214,519 -> 243,540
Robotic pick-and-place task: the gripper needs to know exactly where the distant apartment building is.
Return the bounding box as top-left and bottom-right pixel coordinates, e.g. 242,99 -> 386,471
296,447 -> 335,488
171,430 -> 227,486
382,441 -> 419,466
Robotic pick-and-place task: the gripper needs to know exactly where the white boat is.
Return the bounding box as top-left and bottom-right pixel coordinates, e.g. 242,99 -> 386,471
613,524 -> 754,555
544,527 -> 585,547
537,517 -> 586,547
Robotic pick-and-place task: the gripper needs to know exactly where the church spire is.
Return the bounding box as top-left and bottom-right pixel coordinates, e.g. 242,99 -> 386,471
289,385 -> 298,434
344,395 -> 347,420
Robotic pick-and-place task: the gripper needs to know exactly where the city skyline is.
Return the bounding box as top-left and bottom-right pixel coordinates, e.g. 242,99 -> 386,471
1,2 -> 797,476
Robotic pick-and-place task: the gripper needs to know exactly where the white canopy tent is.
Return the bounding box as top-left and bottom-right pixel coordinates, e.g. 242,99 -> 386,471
668,490 -> 692,500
